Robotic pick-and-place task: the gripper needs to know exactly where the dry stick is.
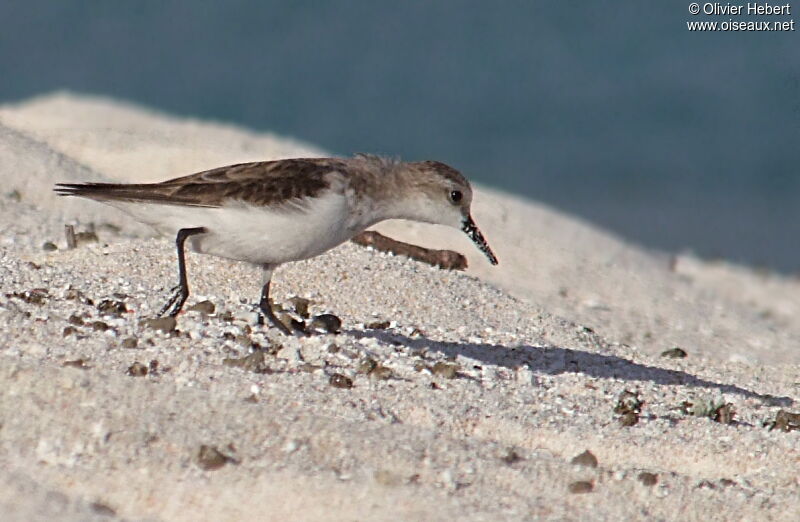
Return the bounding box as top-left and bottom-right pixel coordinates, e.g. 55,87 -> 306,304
64,224 -> 77,249
351,231 -> 468,271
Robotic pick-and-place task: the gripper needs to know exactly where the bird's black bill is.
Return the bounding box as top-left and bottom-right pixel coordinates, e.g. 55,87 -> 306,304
462,215 -> 498,265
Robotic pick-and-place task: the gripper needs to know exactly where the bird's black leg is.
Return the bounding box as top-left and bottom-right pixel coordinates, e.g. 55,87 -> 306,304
159,227 -> 207,317
259,279 -> 292,335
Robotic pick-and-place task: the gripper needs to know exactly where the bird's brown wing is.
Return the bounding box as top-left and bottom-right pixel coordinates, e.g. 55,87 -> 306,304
54,158 -> 347,208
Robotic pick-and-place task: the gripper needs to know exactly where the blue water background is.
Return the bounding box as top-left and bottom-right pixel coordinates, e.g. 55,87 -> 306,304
1,1 -> 798,269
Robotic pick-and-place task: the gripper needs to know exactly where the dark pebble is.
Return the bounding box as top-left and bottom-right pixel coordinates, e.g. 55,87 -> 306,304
619,412 -> 640,427
638,472 -> 658,486
68,314 -> 84,326
89,502 -> 116,516
329,373 -> 353,389
768,409 -> 800,432
92,321 -> 110,332
42,241 -> 58,251
501,449 -> 523,465
570,450 -> 598,468
310,314 -> 342,334
196,445 -> 230,471
288,297 -> 311,318
712,403 -> 735,424
127,362 -> 148,376
290,318 -> 307,333
121,337 -> 138,349
7,289 -> 48,305
62,326 -> 78,337
365,320 -> 391,330
568,481 -> 594,494
431,361 -> 459,379
661,347 -> 688,359
357,358 -> 378,374
62,359 -> 90,370
614,390 -> 644,415
97,299 -> 127,317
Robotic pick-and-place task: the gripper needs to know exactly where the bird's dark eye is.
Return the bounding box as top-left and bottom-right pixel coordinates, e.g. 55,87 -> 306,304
449,190 -> 463,204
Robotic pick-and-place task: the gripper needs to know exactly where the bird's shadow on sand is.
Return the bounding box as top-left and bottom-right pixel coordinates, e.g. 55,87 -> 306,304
349,329 -> 794,406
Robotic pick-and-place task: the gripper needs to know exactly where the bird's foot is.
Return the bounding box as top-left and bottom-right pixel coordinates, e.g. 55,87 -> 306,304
158,285 -> 188,317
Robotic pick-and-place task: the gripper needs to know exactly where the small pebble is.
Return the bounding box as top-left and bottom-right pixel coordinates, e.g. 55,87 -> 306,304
661,347 -> 688,359
638,472 -> 658,486
97,299 -> 127,317
357,358 -> 378,374
90,502 -> 116,516
713,403 -> 735,425
568,481 -> 594,494
62,326 -> 78,337
121,337 -> 138,349
62,359 -> 90,370
431,361 -> 459,379
615,390 -> 643,426
570,450 -> 598,468
365,320 -> 391,330
309,314 -> 342,334
42,241 -> 57,251
329,373 -> 353,389
501,449 -> 523,465
288,296 -> 311,318
92,321 -> 110,332
90,502 -> 117,517
196,445 -> 230,471
768,409 -> 800,432
127,362 -> 148,377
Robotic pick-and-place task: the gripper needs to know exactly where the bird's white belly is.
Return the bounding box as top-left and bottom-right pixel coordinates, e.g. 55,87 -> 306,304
113,192 -> 358,265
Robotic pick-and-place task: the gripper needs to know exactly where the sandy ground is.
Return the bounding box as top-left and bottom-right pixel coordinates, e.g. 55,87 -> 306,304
0,92 -> 798,521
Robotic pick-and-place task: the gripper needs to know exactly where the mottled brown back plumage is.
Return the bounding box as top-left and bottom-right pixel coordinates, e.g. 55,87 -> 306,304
54,157 -> 350,208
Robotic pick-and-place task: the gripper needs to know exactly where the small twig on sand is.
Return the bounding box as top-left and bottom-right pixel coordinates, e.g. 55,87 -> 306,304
351,231 -> 467,271
65,225 -> 77,249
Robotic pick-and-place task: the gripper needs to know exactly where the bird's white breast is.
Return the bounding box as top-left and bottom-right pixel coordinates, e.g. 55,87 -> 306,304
111,190 -> 361,265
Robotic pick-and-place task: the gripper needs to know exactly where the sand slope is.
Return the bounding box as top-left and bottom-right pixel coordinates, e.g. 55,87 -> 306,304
0,92 -> 798,521
3,92 -> 800,366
